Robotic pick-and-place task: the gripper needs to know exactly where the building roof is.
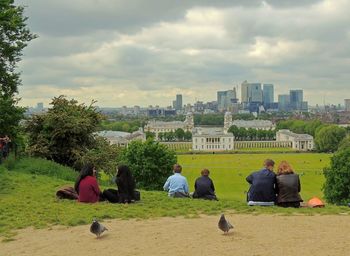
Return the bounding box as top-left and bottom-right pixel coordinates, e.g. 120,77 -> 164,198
192,127 -> 233,137
277,129 -> 313,140
232,119 -> 274,128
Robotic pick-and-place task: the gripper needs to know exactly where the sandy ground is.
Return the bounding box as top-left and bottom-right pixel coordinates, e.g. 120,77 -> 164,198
1,214 -> 350,256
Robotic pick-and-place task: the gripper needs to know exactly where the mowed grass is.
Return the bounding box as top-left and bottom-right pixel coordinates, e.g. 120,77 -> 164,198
179,153 -> 330,201
1,153 -> 350,240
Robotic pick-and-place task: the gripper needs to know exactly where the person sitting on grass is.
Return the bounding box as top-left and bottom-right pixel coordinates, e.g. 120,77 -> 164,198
246,159 -> 277,206
103,165 -> 137,204
276,161 -> 303,208
163,164 -> 189,198
74,163 -> 102,203
192,169 -> 218,200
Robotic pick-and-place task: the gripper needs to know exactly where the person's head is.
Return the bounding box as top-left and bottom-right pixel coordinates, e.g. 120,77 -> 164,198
264,159 -> 275,171
117,164 -> 131,177
74,163 -> 96,193
173,164 -> 182,173
201,168 -> 210,177
116,164 -> 135,191
277,161 -> 294,175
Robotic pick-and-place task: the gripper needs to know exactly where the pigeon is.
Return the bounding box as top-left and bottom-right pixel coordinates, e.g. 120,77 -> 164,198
90,219 -> 108,238
218,214 -> 234,234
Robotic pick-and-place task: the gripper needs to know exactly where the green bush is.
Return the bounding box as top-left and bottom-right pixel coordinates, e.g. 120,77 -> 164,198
8,157 -> 77,181
118,139 -> 177,190
315,125 -> 347,152
323,148 -> 350,205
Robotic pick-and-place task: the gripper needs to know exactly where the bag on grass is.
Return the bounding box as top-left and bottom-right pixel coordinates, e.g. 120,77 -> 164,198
56,186 -> 78,200
307,197 -> 325,208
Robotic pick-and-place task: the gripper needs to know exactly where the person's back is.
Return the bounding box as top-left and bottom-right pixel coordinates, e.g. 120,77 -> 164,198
78,175 -> 101,203
163,164 -> 189,197
193,169 -> 217,200
116,165 -> 136,203
276,161 -> 302,208
246,159 -> 277,206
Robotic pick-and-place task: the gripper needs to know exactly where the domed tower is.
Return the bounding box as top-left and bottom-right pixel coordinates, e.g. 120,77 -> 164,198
184,112 -> 194,131
224,111 -> 232,134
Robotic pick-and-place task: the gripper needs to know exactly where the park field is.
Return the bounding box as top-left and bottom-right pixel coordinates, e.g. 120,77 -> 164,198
179,153 -> 331,201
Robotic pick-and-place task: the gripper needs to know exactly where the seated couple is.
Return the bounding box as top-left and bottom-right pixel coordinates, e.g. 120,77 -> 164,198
246,159 -> 302,208
75,164 -> 139,204
163,164 -> 218,200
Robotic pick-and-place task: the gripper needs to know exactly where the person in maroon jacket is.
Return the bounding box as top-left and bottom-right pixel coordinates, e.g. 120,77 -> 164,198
74,163 -> 102,203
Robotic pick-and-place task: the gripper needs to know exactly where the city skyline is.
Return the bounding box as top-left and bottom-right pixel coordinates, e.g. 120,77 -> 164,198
16,0 -> 350,107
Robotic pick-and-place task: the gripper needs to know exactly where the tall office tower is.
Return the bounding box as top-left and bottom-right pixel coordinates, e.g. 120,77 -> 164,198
250,83 -> 263,102
278,94 -> 290,111
175,94 -> 183,110
263,84 -> 274,107
241,81 -> 249,103
217,91 -> 227,112
290,90 -> 303,110
37,102 -> 44,111
345,99 -> 350,112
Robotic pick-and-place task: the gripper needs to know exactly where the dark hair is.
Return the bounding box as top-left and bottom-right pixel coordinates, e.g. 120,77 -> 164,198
74,163 -> 95,193
173,164 -> 182,173
116,165 -> 135,198
264,159 -> 275,168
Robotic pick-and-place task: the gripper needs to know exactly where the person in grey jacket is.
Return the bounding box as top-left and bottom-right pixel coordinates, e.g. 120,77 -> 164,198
276,161 -> 303,208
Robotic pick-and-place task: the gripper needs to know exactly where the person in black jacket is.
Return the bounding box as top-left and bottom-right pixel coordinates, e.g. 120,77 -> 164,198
276,161 -> 303,208
246,159 -> 277,206
103,165 -> 137,204
192,169 -> 218,200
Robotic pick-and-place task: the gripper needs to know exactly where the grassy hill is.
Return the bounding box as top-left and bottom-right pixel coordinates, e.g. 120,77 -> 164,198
1,154 -> 350,240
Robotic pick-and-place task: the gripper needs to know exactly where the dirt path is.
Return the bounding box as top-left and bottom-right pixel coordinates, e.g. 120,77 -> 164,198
1,214 -> 350,256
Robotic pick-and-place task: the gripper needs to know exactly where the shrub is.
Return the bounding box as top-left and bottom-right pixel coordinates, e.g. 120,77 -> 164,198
323,148 -> 350,205
118,139 -> 177,190
315,125 -> 347,152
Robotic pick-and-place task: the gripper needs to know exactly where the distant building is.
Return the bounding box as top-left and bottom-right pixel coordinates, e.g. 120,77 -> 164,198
276,129 -> 314,151
96,130 -> 146,147
37,102 -> 44,111
290,89 -> 303,111
144,112 -> 194,139
278,94 -> 290,111
147,107 -> 176,117
217,89 -> 237,112
345,99 -> 350,112
192,127 -> 234,151
231,119 -> 275,130
241,81 -> 264,113
263,84 -> 274,108
175,94 -> 183,111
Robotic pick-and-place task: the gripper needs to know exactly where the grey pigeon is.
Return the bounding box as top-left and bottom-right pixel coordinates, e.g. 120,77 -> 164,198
90,219 -> 108,238
218,214 -> 233,234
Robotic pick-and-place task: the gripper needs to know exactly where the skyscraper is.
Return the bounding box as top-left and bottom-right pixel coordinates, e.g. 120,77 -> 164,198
263,84 -> 274,107
175,94 -> 183,111
345,99 -> 350,112
290,90 -> 303,110
241,81 -> 249,103
278,94 -> 290,111
250,83 -> 263,102
217,89 -> 236,112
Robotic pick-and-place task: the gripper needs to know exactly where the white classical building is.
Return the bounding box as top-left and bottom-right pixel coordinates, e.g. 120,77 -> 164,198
276,129 -> 314,151
144,112 -> 194,138
231,119 -> 275,130
96,130 -> 146,147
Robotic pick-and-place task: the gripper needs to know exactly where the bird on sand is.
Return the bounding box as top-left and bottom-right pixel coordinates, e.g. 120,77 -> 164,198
218,214 -> 234,234
90,219 -> 108,238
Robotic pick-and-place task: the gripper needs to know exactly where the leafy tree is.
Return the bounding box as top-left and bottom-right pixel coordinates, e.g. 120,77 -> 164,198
323,148 -> 350,205
184,131 -> 192,141
174,128 -> 185,141
158,132 -> 164,141
145,131 -> 155,140
25,96 -> 103,169
0,1 -> 36,139
118,139 -> 177,190
338,136 -> 350,151
228,125 -> 239,137
315,125 -> 347,152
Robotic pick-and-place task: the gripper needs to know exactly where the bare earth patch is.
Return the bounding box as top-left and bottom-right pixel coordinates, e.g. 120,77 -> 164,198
1,214 -> 350,256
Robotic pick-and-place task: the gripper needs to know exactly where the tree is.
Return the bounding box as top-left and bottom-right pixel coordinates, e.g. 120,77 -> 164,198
118,139 -> 177,190
174,128 -> 185,141
184,131 -> 192,141
228,125 -> 240,137
315,125 -> 347,152
145,131 -> 155,140
323,148 -> 350,205
26,96 -> 103,169
0,1 -> 36,139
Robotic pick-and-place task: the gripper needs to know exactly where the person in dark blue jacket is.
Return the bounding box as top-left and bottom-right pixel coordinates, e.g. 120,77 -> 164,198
192,169 -> 218,200
246,159 -> 277,206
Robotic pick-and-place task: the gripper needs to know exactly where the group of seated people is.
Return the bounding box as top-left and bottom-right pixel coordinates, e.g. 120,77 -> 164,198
75,158 -> 302,208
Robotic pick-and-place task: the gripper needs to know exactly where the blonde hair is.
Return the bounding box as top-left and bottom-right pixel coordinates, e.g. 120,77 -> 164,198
277,161 -> 294,175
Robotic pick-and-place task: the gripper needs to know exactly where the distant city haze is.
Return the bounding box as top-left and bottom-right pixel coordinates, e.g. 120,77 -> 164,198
16,0 -> 350,107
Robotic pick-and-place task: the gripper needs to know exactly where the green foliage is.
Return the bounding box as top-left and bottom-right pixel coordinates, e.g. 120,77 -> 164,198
323,148 -> 350,205
25,96 -> 103,169
315,125 -> 347,152
338,136 -> 350,151
175,128 -> 185,141
0,97 -> 25,138
276,119 -> 323,136
194,114 -> 224,125
5,157 -> 77,181
118,139 -> 177,190
145,131 -> 155,140
228,125 -> 275,141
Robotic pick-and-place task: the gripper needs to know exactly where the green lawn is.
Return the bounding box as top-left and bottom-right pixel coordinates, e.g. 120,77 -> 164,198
1,153 -> 350,241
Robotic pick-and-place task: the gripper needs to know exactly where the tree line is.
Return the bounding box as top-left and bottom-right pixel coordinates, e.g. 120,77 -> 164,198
228,126 -> 275,141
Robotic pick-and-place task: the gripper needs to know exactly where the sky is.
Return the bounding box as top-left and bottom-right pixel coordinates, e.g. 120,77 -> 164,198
15,0 -> 350,108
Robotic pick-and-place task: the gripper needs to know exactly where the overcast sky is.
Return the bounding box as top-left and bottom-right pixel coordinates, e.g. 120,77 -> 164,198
15,0 -> 350,107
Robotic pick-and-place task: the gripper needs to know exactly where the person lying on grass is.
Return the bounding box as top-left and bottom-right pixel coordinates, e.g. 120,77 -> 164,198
246,159 -> 277,206
163,164 -> 190,198
103,165 -> 138,204
75,164 -> 103,203
275,161 -> 303,208
192,168 -> 218,201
